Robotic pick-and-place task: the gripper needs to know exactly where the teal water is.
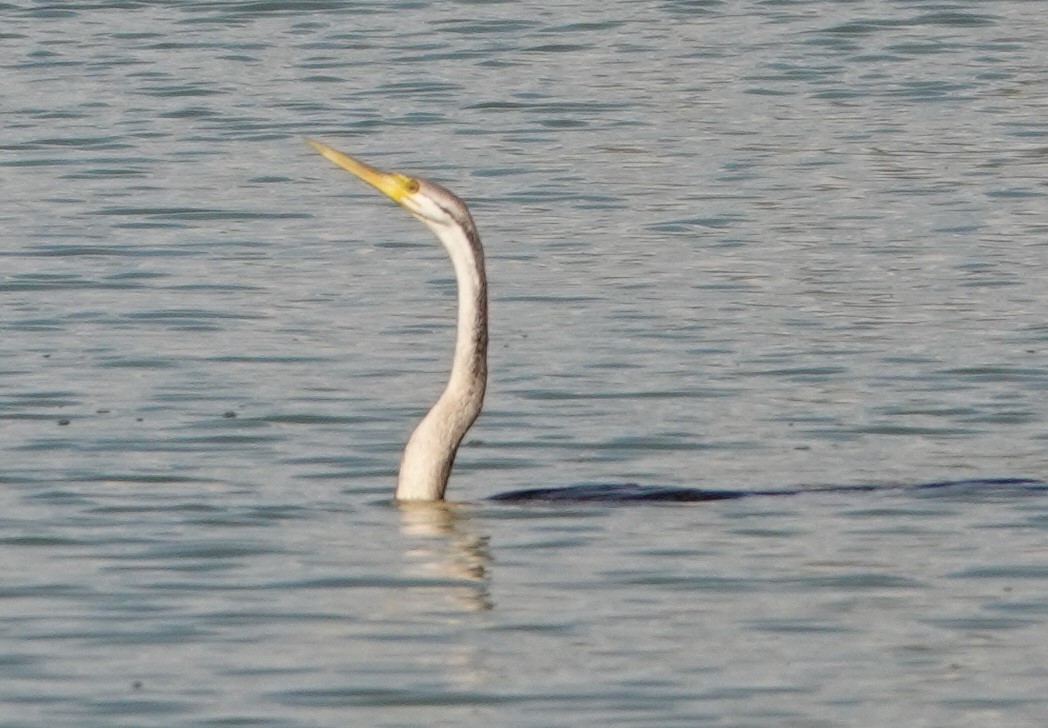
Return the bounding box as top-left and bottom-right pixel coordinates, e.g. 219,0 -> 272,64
2,1 -> 1048,726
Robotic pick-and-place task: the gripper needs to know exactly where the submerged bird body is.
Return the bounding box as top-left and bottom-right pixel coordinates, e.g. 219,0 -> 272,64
307,140 -> 486,501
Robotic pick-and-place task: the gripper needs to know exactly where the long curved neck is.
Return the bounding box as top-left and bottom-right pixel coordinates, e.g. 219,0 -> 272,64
395,217 -> 488,501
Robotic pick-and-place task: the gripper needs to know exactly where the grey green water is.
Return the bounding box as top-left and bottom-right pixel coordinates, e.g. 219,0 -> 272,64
2,2 -> 1047,726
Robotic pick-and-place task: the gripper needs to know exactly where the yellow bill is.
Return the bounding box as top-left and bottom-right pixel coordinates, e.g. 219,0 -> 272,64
305,138 -> 418,203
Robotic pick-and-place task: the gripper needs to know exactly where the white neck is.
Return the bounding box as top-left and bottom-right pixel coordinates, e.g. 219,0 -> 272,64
394,220 -> 488,501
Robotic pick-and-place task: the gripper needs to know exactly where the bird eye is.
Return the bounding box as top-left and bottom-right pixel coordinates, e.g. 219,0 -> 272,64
405,177 -> 420,193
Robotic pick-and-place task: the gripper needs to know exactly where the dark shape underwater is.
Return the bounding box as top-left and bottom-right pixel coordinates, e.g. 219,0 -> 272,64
489,478 -> 1047,503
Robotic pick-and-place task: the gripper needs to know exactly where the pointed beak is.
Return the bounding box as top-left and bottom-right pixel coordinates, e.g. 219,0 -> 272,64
306,138 -> 414,203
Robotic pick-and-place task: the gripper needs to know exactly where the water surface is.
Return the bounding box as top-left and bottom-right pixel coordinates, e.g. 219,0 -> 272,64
2,1 -> 1047,726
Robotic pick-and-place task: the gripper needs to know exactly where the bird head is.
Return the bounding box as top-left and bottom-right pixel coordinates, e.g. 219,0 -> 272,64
306,138 -> 472,236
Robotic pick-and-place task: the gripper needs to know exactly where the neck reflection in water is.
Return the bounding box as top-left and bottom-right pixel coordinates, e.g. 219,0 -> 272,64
398,503 -> 492,612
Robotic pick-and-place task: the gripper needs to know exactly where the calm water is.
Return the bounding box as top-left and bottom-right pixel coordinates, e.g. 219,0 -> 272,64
3,1 -> 1048,726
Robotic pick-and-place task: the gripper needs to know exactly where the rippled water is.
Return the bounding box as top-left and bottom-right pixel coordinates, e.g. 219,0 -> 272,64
3,1 -> 1048,726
